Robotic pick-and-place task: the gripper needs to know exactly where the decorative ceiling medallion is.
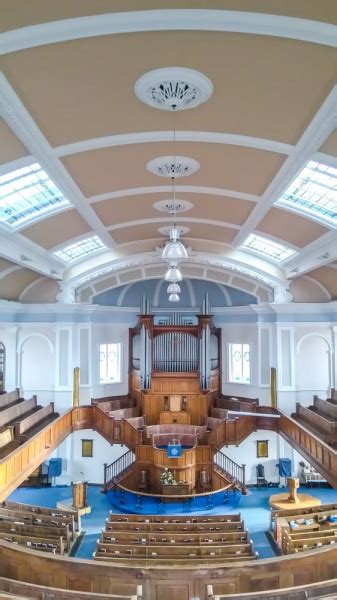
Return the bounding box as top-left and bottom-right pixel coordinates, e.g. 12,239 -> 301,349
147,156 -> 199,178
158,226 -> 190,236
134,67 -> 213,111
153,199 -> 193,214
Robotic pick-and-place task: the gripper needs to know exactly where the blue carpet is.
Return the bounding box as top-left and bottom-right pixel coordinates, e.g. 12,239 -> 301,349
8,485 -> 337,560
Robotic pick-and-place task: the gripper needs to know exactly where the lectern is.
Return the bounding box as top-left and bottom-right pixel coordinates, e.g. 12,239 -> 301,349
72,481 -> 87,509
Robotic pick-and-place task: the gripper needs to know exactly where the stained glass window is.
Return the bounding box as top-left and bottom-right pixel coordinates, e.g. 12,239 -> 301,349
99,343 -> 121,384
229,343 -> 250,384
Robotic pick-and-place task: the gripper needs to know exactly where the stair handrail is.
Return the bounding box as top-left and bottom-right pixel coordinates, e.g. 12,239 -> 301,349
103,449 -> 135,491
214,450 -> 246,494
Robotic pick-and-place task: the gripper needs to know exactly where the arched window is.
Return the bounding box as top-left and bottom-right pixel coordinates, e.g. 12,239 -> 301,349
0,343 -> 5,393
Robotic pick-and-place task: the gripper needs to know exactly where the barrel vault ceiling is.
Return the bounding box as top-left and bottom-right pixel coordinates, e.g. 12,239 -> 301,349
0,2 -> 337,304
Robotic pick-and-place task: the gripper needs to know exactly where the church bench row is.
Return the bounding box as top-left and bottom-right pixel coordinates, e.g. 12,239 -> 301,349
0,530 -> 65,554
0,576 -> 143,600
293,403 -> 337,437
0,521 -> 72,550
108,407 -> 139,419
0,397 -> 37,428
14,402 -> 55,438
284,532 -> 337,553
106,521 -> 245,533
271,502 -> 337,524
0,427 -> 15,449
2,500 -> 80,528
101,530 -> 249,545
0,389 -> 21,410
108,512 -> 242,522
95,541 -> 254,558
313,395 -> 337,420
0,508 -> 76,538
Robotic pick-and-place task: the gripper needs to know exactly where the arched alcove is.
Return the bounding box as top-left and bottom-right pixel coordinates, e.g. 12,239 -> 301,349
296,334 -> 332,395
19,334 -> 54,397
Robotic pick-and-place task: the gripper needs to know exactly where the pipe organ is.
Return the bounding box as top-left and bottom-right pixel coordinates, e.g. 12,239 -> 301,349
130,294 -> 221,392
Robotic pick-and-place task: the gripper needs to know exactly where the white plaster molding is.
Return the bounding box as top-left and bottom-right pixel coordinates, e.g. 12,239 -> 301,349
153,279 -> 165,308
88,185 -> 259,204
18,332 -> 54,353
134,67 -> 213,111
18,276 -> 45,302
0,10 -> 336,56
0,73 -> 114,249
185,278 -> 197,308
296,332 -> 333,353
214,282 -> 232,307
146,155 -> 200,178
107,217 -> 241,232
301,275 -> 332,301
54,130 -> 293,158
233,85 -> 337,247
0,155 -> 34,177
116,283 -> 133,307
56,283 -> 77,304
0,265 -> 21,281
285,230 -> 337,277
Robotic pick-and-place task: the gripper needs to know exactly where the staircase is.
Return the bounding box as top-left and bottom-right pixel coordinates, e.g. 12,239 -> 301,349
213,450 -> 247,494
103,449 -> 135,492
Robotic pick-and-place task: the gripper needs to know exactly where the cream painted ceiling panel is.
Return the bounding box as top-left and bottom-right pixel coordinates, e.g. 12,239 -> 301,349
94,275 -> 118,293
1,33 -> 336,145
62,142 -> 285,197
20,277 -> 60,303
0,257 -> 16,272
111,222 -> 236,245
93,193 -> 255,227
257,207 -> 329,248
0,268 -> 41,300
289,276 -> 330,303
0,118 -> 29,165
306,266 -> 337,298
320,129 -> 337,156
119,269 -> 143,284
20,209 -> 92,250
2,1 -> 337,31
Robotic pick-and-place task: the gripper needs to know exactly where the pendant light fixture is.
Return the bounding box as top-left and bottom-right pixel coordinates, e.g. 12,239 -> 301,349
167,282 -> 181,294
168,293 -> 180,302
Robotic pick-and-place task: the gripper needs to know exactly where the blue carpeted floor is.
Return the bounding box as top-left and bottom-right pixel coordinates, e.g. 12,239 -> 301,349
9,485 -> 337,560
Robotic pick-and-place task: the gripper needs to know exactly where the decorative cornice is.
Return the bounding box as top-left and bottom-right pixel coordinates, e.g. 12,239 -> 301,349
0,10 -> 336,56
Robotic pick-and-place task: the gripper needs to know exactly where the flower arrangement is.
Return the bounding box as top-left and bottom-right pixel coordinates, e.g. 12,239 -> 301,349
160,468 -> 177,485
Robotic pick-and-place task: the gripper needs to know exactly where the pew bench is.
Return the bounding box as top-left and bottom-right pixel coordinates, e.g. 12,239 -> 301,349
101,530 -> 249,545
0,531 -> 65,554
106,521 -> 244,533
0,521 -> 72,551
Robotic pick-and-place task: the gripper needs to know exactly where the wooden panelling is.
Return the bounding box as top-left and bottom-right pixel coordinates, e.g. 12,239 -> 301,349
1,540 -> 337,599
278,412 -> 337,488
0,411 -> 73,501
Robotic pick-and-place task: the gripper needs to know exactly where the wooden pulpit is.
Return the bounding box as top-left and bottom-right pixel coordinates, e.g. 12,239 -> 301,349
72,481 -> 87,509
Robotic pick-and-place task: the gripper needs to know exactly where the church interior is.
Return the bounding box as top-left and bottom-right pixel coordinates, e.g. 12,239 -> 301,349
0,2 -> 337,599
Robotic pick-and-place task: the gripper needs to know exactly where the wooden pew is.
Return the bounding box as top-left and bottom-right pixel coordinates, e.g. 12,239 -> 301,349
0,508 -> 75,538
0,521 -> 72,551
0,531 -> 65,554
109,512 -> 242,523
0,427 -> 15,449
1,501 -> 79,530
14,403 -> 55,439
0,397 -> 37,428
313,395 -> 337,420
106,521 -> 245,533
0,389 -> 21,410
293,403 -> 337,437
101,530 -> 249,545
285,532 -> 337,553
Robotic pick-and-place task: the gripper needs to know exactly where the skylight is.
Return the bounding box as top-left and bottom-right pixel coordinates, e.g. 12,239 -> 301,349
276,160 -> 337,226
0,163 -> 69,228
53,235 -> 106,263
242,234 -> 296,263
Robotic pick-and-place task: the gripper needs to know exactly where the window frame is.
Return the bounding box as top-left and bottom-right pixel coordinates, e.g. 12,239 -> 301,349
99,342 -> 122,385
228,342 -> 251,385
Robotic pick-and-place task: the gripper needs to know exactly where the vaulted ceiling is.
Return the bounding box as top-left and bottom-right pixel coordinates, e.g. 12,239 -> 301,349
0,2 -> 337,305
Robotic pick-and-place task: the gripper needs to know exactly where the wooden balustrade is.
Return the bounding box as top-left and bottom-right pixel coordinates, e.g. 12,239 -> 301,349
278,411 -> 337,488
1,539 -> 337,599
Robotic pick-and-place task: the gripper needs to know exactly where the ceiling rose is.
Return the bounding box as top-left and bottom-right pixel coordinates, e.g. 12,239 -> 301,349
147,156 -> 199,178
134,67 -> 213,111
153,199 -> 194,214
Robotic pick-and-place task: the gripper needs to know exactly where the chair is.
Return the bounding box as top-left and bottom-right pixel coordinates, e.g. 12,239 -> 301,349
256,464 -> 268,488
200,470 -> 211,492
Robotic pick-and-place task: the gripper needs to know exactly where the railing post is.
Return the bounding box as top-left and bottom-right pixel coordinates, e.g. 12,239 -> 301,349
103,462 -> 107,491
241,463 -> 248,495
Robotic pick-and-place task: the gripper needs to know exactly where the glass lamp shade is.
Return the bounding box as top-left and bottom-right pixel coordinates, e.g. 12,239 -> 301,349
164,265 -> 183,282
161,239 -> 188,262
169,293 -> 180,302
167,282 -> 181,294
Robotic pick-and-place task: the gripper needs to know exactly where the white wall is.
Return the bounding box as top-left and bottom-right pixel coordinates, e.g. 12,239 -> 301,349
51,430 -> 128,485
220,430 -> 281,484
